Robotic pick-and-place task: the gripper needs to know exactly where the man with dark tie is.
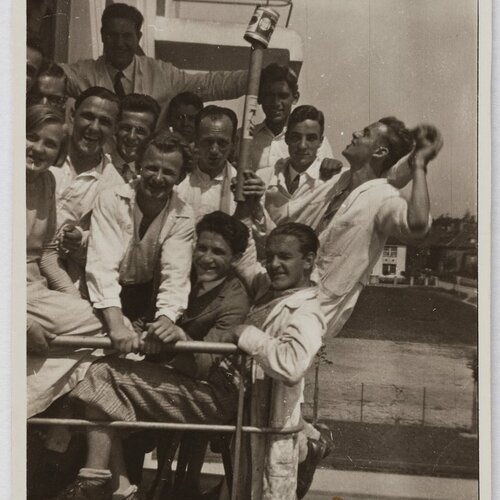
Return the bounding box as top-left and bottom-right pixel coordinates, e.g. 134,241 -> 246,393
61,3 -> 247,117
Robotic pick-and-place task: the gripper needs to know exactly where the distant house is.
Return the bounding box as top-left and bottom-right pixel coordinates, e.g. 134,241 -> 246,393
371,238 -> 407,277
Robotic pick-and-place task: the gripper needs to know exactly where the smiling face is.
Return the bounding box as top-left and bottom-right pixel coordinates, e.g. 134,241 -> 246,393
138,147 -> 184,203
285,119 -> 323,172
265,234 -> 314,291
26,121 -> 65,177
101,17 -> 141,70
193,230 -> 238,284
27,46 -> 43,93
196,115 -> 234,178
116,110 -> 156,162
342,121 -> 389,170
71,96 -> 119,158
169,103 -> 200,143
260,80 -> 298,128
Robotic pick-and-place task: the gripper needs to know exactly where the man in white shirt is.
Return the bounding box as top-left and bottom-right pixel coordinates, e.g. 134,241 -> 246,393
48,86 -> 124,289
248,63 -> 341,185
110,93 -> 161,182
61,3 -> 247,117
177,105 -> 238,221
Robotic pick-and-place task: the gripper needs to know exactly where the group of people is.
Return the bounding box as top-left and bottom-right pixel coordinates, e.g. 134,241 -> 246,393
26,3 -> 443,500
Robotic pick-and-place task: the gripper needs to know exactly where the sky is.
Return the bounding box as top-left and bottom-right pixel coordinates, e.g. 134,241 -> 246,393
174,0 -> 478,218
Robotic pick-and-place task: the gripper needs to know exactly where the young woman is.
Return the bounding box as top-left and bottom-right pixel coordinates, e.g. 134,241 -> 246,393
26,104 -> 105,418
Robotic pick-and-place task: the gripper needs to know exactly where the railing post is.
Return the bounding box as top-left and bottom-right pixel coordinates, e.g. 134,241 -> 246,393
360,383 -> 364,423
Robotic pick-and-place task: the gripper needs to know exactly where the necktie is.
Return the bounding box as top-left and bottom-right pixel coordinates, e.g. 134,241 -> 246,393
113,71 -> 125,98
286,172 -> 300,195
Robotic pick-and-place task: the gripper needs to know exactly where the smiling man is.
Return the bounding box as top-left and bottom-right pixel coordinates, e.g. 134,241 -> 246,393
61,3 -> 247,117
177,105 -> 238,221
45,86 -> 124,291
111,93 -> 161,182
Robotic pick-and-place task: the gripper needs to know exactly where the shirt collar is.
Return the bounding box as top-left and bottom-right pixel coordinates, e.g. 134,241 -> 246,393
254,121 -> 286,140
65,153 -> 109,179
106,58 -> 135,83
195,277 -> 227,296
194,162 -> 230,183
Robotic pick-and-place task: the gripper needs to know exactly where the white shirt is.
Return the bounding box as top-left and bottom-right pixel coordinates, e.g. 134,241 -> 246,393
248,121 -> 334,185
106,60 -> 135,95
176,162 -> 236,222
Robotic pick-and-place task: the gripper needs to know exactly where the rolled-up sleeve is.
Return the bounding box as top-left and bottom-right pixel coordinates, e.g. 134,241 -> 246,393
237,304 -> 324,385
155,214 -> 195,322
375,196 -> 432,240
86,192 -> 126,309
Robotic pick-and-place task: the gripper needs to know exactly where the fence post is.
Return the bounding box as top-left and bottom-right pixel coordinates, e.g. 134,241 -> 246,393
360,383 -> 364,423
421,387 -> 426,425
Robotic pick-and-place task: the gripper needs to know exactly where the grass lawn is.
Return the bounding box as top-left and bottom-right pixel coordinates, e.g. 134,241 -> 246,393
339,286 -> 477,346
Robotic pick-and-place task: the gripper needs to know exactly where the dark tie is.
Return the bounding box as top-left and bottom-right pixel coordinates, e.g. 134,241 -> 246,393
113,71 -> 125,98
286,172 -> 300,195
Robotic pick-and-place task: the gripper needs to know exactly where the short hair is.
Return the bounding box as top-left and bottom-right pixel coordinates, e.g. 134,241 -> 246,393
268,222 -> 319,256
38,62 -> 66,81
119,93 -> 161,127
286,105 -> 325,138
27,31 -> 44,58
74,86 -> 120,112
26,104 -> 68,166
259,63 -> 299,99
101,3 -> 144,34
194,105 -> 238,142
378,117 -> 414,170
166,92 -> 204,124
196,211 -> 249,255
136,129 -> 192,172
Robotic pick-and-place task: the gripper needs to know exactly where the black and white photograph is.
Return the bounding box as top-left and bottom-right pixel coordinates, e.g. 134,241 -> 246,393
16,0 -> 488,498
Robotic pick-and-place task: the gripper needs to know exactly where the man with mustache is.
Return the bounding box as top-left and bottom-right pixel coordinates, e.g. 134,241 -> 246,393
111,93 -> 161,183
45,86 -> 124,292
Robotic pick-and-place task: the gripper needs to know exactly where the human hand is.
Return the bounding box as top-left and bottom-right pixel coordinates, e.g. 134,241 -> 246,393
319,158 -> 343,181
27,322 -> 56,355
147,316 -> 187,343
60,225 -> 83,254
109,324 -> 141,353
410,125 -> 444,171
139,332 -> 163,355
241,170 -> 266,200
132,318 -> 147,335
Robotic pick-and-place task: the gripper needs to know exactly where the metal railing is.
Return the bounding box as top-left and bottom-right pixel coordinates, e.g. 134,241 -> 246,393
28,336 -> 302,500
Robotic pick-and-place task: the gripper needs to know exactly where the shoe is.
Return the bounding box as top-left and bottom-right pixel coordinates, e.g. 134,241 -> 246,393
50,477 -> 112,500
296,437 -> 328,499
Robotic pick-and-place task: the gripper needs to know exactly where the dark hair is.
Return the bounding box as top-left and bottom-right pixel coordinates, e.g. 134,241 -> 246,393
36,62 -> 67,90
286,105 -> 325,138
27,31 -> 44,58
196,211 -> 249,255
378,116 -> 414,170
74,86 -> 120,112
136,129 -> 192,172
101,3 -> 144,34
26,104 -> 68,166
119,93 -> 161,127
166,92 -> 204,124
194,105 -> 238,142
259,63 -> 299,99
268,222 -> 319,256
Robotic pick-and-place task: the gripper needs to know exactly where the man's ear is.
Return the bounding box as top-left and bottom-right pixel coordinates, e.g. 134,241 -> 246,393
304,252 -> 316,272
293,91 -> 300,105
373,146 -> 389,160
137,31 -> 143,43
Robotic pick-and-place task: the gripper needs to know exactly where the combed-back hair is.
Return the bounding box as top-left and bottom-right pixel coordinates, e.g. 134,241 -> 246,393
269,222 -> 319,256
194,105 -> 238,142
196,211 -> 249,255
286,105 -> 325,138
74,86 -> 120,112
259,63 -> 299,98
166,92 -> 204,124
378,116 -> 414,171
119,93 -> 161,126
26,104 -> 68,166
101,3 -> 144,34
136,129 -> 192,173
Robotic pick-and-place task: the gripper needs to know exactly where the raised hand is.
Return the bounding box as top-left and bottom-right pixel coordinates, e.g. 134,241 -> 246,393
410,124 -> 444,170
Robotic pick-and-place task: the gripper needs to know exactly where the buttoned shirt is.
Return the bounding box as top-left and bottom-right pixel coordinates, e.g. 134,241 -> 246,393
106,60 -> 135,96
86,183 -> 194,322
110,148 -> 138,184
248,121 -> 334,186
176,162 -> 236,222
50,154 -> 124,242
315,177 -> 432,337
62,55 -> 247,117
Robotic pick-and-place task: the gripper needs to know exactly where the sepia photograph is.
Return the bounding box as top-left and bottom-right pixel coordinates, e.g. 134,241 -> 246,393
17,0 -> 488,499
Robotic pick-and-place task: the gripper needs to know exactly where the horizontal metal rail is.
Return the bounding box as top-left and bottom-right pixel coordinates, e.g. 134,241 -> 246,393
28,418 -> 303,435
50,336 -> 239,354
